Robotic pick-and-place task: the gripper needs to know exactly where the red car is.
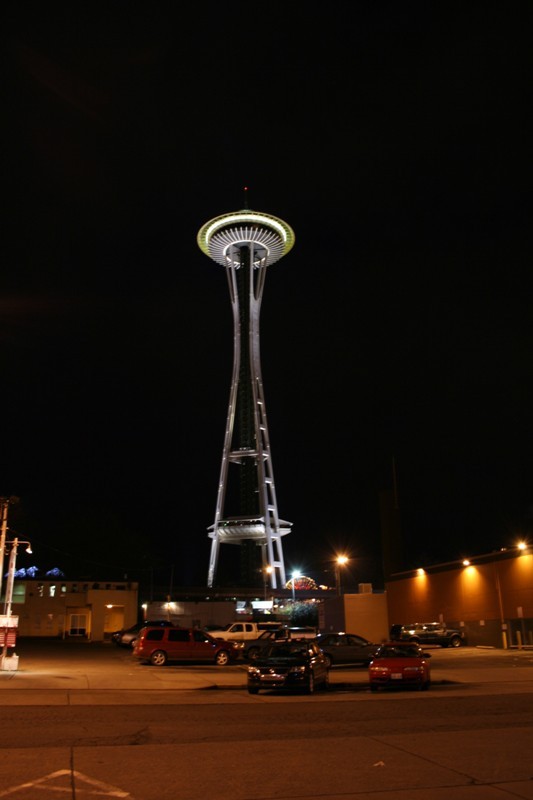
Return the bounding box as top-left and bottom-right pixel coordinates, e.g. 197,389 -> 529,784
132,626 -> 240,666
368,642 -> 431,692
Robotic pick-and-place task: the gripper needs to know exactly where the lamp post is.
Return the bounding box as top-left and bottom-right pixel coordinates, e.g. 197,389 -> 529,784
291,571 -> 301,602
263,565 -> 273,600
492,560 -> 507,650
1,536 -> 32,669
335,555 -> 348,596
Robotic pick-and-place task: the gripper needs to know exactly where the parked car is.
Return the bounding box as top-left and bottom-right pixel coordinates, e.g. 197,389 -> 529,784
112,620 -> 174,648
132,626 -> 240,666
243,626 -> 318,661
247,640 -> 329,694
314,632 -> 379,668
368,642 -> 431,692
389,622 -> 464,648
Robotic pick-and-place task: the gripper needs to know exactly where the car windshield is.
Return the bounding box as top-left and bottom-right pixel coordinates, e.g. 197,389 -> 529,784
377,646 -> 420,658
264,643 -> 309,658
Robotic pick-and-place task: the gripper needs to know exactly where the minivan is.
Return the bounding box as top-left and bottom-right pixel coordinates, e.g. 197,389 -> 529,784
132,626 -> 240,666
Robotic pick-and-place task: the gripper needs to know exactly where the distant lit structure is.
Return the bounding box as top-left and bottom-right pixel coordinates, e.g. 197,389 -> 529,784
197,196 -> 295,590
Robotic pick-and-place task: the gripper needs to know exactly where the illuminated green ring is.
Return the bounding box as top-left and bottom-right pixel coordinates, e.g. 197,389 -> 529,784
197,209 -> 295,266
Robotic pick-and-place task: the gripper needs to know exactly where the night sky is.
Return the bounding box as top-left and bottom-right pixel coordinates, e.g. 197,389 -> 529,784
2,3 -> 532,592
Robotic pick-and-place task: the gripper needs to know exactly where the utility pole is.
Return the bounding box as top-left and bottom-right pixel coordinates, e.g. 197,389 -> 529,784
1,536 -> 31,670
0,497 -> 18,602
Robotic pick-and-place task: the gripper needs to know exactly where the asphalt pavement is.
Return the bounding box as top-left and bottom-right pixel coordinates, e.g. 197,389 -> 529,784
1,640 -> 533,800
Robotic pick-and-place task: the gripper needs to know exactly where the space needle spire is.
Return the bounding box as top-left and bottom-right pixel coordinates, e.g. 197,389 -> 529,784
197,198 -> 295,589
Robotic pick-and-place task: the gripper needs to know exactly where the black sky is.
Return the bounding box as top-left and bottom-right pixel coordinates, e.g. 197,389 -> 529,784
2,3 -> 532,591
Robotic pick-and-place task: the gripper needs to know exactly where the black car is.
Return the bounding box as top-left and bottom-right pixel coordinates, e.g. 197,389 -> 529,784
247,640 -> 329,694
314,632 -> 379,668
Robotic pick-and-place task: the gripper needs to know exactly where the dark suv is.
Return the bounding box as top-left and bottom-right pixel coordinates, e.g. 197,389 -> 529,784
389,622 -> 464,648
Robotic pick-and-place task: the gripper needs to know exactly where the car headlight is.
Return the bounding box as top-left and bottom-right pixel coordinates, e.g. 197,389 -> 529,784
404,666 -> 424,673
370,667 -> 389,675
288,666 -> 306,675
248,667 -> 260,677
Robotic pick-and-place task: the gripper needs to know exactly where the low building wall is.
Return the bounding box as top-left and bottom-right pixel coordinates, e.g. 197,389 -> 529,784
322,592 -> 389,642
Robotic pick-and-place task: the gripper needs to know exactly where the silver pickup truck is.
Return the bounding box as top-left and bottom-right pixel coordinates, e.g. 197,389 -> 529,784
208,621 -> 283,642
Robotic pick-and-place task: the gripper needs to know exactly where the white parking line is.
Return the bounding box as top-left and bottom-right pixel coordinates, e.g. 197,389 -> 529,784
0,769 -> 132,798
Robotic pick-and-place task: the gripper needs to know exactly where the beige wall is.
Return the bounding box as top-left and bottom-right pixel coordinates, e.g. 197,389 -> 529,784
8,580 -> 138,641
322,592 -> 389,642
343,592 -> 389,642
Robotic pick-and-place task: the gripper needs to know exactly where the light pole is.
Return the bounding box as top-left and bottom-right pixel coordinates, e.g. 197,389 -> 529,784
263,566 -> 273,600
291,571 -> 301,602
493,560 -> 508,650
1,536 -> 32,669
335,555 -> 348,596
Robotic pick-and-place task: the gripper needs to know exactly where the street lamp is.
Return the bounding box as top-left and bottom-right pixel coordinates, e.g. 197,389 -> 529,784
291,571 -> 301,602
335,555 -> 348,596
263,565 -> 273,600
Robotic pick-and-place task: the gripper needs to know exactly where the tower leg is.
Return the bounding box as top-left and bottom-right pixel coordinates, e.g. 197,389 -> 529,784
207,534 -> 220,588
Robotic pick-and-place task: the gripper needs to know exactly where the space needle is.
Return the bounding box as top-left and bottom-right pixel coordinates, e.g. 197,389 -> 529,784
197,194 -> 295,590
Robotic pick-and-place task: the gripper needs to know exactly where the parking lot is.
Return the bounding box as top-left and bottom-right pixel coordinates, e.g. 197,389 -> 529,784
1,638 -> 532,702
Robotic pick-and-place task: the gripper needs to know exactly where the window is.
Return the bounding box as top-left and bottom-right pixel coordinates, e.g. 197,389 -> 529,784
230,624 -> 244,633
146,629 -> 164,641
168,629 -> 189,642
